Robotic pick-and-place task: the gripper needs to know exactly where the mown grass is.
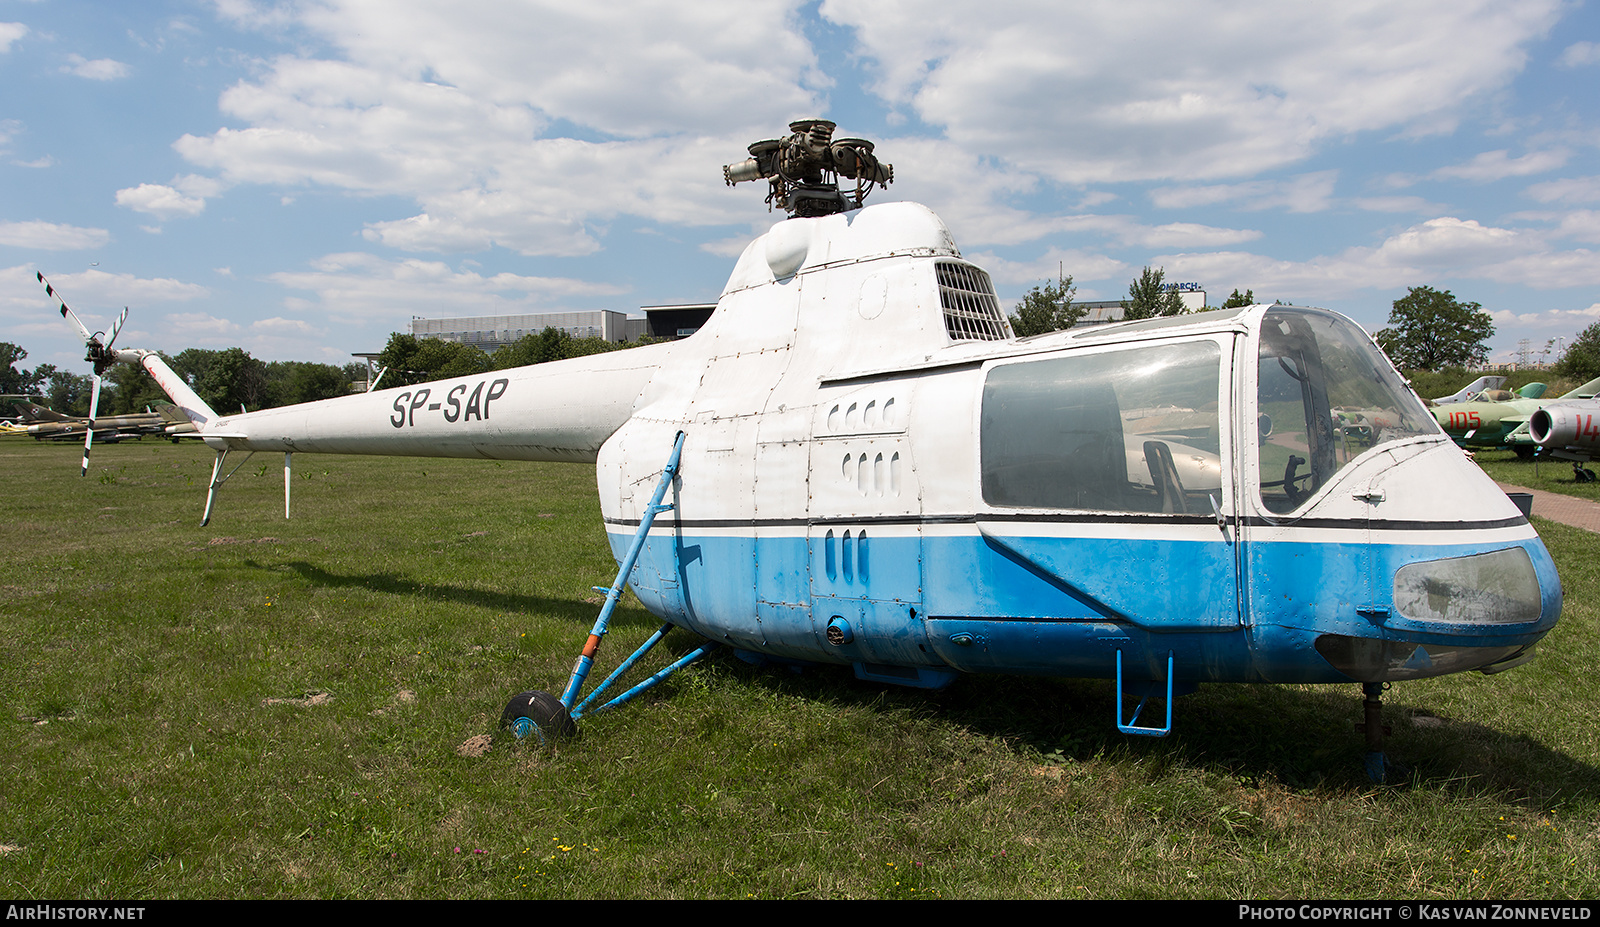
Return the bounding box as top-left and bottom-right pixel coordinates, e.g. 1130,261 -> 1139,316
1,440 -> 1597,899
1473,448 -> 1600,502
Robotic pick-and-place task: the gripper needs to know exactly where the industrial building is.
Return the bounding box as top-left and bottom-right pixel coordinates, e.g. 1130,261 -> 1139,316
406,303 -> 722,352
408,310 -> 644,351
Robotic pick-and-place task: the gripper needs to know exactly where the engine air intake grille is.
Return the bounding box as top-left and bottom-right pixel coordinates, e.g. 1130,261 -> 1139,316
937,262 -> 1010,341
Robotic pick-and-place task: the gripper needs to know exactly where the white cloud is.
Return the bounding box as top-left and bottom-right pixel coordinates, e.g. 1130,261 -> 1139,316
1151,215 -> 1600,303
1490,303 -> 1600,331
1149,172 -> 1338,213
0,22 -> 26,53
0,221 -> 111,251
1558,41 -> 1600,67
1552,210 -> 1600,243
1432,149 -> 1570,182
251,316 -> 322,335
965,246 -> 1128,288
1354,196 -> 1448,214
700,237 -> 752,259
822,0 -> 1565,183
274,0 -> 821,139
1370,216 -> 1534,268
115,183 -> 208,220
165,312 -> 240,337
39,268 -> 210,306
1525,175 -> 1600,204
165,1 -> 826,257
266,252 -> 631,320
0,266 -> 209,343
61,54 -> 130,81
1133,223 -> 1263,249
115,175 -> 224,220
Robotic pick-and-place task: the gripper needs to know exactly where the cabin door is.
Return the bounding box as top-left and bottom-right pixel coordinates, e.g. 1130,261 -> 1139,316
973,335 -> 1242,632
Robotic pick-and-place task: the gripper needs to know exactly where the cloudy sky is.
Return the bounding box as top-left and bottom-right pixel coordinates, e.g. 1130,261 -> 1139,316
2,0 -> 1598,371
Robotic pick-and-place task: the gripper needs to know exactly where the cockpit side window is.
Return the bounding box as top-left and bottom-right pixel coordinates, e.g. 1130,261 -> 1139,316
981,341 -> 1222,512
1256,308 -> 1437,514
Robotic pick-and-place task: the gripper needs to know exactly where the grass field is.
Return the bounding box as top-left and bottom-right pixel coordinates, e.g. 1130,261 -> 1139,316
1473,448 -> 1600,502
1,439 -> 1597,899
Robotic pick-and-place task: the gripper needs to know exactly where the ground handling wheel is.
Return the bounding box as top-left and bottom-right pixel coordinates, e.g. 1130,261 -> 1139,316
501,690 -> 577,744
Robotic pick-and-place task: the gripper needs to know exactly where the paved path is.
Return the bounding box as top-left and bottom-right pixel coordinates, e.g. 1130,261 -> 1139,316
1495,482 -> 1600,533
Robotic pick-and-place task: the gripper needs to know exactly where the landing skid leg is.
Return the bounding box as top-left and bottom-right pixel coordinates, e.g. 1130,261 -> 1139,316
503,433 -> 710,744
1356,681 -> 1406,783
201,449 -> 256,527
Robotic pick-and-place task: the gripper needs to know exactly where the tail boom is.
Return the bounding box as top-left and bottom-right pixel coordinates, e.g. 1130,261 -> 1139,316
181,346 -> 670,464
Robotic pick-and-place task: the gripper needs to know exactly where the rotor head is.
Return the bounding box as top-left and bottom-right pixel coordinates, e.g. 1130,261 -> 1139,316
723,119 -> 893,218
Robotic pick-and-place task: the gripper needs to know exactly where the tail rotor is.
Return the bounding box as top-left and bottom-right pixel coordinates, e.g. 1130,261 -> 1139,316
37,272 -> 129,476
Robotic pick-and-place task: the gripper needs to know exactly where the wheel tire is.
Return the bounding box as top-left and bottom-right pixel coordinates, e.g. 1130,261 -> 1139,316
501,690 -> 577,743
1513,445 -> 1535,460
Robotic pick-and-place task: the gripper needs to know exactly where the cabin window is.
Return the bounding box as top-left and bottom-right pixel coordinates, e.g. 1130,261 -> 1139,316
981,341 -> 1222,512
1256,308 -> 1437,513
937,262 -> 1011,341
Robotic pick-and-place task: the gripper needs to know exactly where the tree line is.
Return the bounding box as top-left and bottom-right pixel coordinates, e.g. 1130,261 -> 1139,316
1,327 -> 663,417
1003,271 -> 1570,383
371,327 -> 659,389
1007,265 -> 1259,337
12,290 -> 1594,416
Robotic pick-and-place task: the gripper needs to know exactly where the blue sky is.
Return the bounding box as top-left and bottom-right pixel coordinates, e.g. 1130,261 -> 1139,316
3,0 -> 1599,371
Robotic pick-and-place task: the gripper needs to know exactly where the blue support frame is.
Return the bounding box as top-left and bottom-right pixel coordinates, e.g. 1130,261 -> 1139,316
557,432 -> 717,718
1116,650 -> 1175,737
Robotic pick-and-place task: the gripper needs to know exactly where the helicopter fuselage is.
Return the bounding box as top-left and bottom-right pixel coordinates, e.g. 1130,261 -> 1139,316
152,201 -> 1561,696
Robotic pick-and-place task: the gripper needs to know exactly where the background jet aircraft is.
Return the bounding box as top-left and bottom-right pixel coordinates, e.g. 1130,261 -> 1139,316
1431,381 -> 1562,455
1523,381 -> 1600,479
0,399 -> 195,441
1429,375 -> 1508,405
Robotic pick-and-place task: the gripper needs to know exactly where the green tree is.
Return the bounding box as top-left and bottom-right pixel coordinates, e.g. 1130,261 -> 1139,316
1221,288 -> 1255,309
102,356 -> 166,415
490,327 -> 628,369
1373,286 -> 1494,370
1121,266 -> 1185,320
493,328 -> 572,368
376,334 -> 493,387
1007,276 -> 1082,337
1555,321 -> 1600,384
264,361 -> 352,407
43,368 -> 93,416
0,343 -> 46,396
172,347 -> 268,413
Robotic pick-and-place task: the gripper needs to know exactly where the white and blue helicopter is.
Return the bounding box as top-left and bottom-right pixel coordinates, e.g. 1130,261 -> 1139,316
45,121 -> 1561,779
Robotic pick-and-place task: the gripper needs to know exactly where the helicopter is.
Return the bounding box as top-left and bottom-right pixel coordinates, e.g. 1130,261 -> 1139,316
45,120 -> 1561,780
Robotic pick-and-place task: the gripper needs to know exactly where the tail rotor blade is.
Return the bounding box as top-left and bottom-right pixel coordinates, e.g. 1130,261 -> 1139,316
81,374 -> 101,477
38,271 -> 95,344
106,306 -> 129,351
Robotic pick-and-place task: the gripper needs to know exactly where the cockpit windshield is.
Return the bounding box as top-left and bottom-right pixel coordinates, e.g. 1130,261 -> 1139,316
1256,308 -> 1437,513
